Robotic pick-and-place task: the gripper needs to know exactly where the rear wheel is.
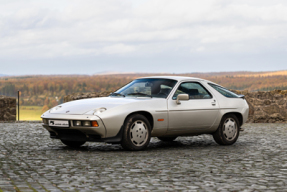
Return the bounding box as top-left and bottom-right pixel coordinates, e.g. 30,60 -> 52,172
157,136 -> 177,142
121,114 -> 151,151
61,140 -> 86,148
213,114 -> 240,145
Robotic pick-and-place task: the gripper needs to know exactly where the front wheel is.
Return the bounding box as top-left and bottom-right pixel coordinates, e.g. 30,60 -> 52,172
213,114 -> 240,145
121,114 -> 151,151
61,140 -> 86,148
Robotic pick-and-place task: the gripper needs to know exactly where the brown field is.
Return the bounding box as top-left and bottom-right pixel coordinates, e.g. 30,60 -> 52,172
1,70 -> 287,108
1,70 -> 286,120
233,70 -> 287,77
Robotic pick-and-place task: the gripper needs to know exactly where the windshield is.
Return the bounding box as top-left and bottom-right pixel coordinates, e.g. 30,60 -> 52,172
112,78 -> 177,98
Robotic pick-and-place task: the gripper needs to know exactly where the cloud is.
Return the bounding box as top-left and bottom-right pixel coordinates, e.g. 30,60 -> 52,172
0,0 -> 287,74
102,44 -> 136,55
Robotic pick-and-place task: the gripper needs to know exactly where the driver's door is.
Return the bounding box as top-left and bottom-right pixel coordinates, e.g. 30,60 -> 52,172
167,81 -> 219,133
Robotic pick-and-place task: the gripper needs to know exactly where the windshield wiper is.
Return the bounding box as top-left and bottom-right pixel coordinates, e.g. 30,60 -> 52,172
109,92 -> 125,97
127,93 -> 152,98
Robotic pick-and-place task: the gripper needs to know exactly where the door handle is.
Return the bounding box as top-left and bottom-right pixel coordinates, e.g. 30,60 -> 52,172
211,100 -> 216,106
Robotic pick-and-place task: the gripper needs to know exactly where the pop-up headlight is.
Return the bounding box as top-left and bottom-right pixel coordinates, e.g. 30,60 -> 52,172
49,105 -> 62,113
93,107 -> 107,115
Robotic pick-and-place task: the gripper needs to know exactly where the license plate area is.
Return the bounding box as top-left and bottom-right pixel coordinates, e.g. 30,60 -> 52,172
49,120 -> 69,127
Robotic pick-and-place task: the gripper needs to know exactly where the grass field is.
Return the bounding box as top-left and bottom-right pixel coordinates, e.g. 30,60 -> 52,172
17,106 -> 43,121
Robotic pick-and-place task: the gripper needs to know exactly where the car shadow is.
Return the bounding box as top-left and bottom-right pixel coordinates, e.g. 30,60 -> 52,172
50,137 -> 247,153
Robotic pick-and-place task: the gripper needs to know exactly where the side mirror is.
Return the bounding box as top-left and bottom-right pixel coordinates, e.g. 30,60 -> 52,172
176,94 -> 189,104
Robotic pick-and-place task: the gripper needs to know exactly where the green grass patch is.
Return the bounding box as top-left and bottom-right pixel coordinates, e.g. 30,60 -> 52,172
17,106 -> 43,121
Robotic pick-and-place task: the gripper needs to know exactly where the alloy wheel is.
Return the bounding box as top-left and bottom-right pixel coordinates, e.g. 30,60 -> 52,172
223,118 -> 238,141
129,120 -> 148,146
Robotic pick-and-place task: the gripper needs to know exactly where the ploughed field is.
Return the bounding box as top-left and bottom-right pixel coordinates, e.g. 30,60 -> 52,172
0,123 -> 287,191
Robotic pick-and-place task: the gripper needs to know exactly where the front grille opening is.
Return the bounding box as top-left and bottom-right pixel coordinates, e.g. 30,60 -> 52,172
52,128 -> 87,141
88,134 -> 101,141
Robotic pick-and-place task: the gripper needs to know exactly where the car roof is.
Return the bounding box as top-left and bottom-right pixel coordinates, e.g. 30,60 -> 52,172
137,76 -> 205,82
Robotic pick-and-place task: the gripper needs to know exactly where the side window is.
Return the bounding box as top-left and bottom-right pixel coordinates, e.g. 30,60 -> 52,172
173,82 -> 212,100
208,83 -> 239,98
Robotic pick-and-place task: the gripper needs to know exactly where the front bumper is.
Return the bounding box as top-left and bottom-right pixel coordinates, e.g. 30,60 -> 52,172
41,114 -> 107,141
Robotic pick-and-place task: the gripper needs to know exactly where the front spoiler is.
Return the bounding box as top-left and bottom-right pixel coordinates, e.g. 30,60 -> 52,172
45,125 -> 124,144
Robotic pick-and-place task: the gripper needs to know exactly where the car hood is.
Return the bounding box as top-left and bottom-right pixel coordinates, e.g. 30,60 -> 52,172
49,97 -> 149,115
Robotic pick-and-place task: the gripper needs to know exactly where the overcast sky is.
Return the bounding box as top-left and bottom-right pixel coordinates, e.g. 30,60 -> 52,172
0,0 -> 287,75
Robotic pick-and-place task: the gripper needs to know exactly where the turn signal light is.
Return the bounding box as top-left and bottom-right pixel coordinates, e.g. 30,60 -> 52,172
92,121 -> 99,127
158,119 -> 164,121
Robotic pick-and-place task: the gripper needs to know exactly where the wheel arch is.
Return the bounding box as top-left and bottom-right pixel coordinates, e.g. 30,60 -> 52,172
222,112 -> 243,127
124,111 -> 154,130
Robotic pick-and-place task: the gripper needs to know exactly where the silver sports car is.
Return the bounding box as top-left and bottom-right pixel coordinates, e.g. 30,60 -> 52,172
41,76 -> 249,150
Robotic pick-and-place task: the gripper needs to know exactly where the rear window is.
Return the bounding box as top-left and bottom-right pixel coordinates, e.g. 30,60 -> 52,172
208,83 -> 239,98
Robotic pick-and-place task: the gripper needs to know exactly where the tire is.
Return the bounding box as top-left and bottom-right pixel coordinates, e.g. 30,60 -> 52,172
213,114 -> 240,145
61,140 -> 86,148
121,114 -> 151,151
157,136 -> 177,142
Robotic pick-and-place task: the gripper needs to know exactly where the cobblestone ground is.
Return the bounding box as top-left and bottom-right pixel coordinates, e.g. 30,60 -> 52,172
0,123 -> 287,192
